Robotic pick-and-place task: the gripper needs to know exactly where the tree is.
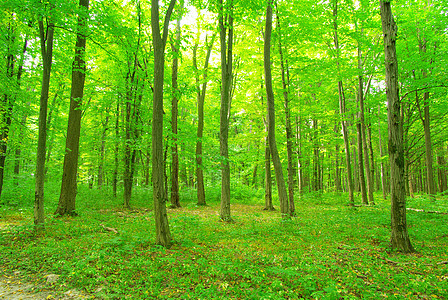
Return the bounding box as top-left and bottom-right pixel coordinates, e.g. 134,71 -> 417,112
332,0 -> 355,205
35,17 -> 54,227
380,0 -> 414,253
0,13 -> 27,198
151,0 -> 177,247
218,0 -> 234,222
193,21 -> 216,206
170,2 -> 183,209
264,0 -> 289,218
276,4 -> 295,216
55,0 -> 90,216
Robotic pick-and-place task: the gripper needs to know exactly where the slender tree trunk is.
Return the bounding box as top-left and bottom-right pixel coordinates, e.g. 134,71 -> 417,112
98,112 -> 109,189
151,0 -> 176,247
170,9 -> 182,208
357,41 -> 374,205
333,0 -> 354,205
276,10 -> 295,215
55,0 -> 89,216
44,84 -> 63,177
123,94 -> 133,208
13,38 -> 28,185
422,92 -> 436,196
0,20 -> 17,198
313,119 -> 320,191
194,31 -> 216,206
356,115 -> 368,204
334,123 -> 342,192
113,97 -> 120,197
14,111 -> 28,184
380,0 -> 414,253
219,0 -> 234,222
378,105 -> 387,200
296,115 -> 304,194
265,0 -> 289,218
367,122 -> 375,192
34,21 -> 54,227
438,148 -> 447,193
264,119 -> 274,211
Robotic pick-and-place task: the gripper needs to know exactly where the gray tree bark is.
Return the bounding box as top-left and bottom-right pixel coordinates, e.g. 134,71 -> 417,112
380,0 -> 414,253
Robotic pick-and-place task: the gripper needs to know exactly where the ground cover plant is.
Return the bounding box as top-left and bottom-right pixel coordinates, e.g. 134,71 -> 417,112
1,181 -> 447,299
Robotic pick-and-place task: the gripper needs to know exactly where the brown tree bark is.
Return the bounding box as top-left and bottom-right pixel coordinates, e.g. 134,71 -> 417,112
276,9 -> 295,215
219,0 -> 234,222
378,104 -> 388,200
380,0 -> 414,253
34,20 -> 53,227
296,115 -> 304,194
12,37 -> 28,185
333,0 -> 354,205
44,83 -> 63,177
193,29 -> 216,206
356,115 -> 368,204
357,40 -> 374,205
55,0 -> 89,217
151,0 -> 176,247
0,18 -> 19,198
438,147 -> 447,193
265,0 -> 289,218
98,111 -> 109,189
170,7 -> 182,209
313,119 -> 320,191
113,97 -> 120,197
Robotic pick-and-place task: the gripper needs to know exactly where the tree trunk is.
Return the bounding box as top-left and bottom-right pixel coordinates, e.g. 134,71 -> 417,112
55,0 -> 89,217
333,122 -> 342,192
265,0 -> 289,218
13,37 -> 28,185
296,115 -> 304,194
422,92 -> 436,196
34,21 -> 54,227
0,19 -> 17,198
151,0 -> 176,247
276,10 -> 295,215
98,112 -> 109,189
194,31 -> 216,206
123,94 -> 133,208
219,0 -> 234,222
44,84 -> 63,177
438,148 -> 447,193
380,0 -> 414,253
357,41 -> 374,205
356,116 -> 368,204
333,0 -> 354,205
170,9 -> 182,209
14,110 -> 28,184
378,104 -> 387,200
113,97 -> 120,197
313,119 -> 320,192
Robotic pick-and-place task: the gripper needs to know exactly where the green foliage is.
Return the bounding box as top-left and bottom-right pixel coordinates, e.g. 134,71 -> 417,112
1,187 -> 447,299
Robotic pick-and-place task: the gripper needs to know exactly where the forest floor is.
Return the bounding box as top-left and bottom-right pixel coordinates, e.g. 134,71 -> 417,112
0,185 -> 447,299
0,274 -> 90,299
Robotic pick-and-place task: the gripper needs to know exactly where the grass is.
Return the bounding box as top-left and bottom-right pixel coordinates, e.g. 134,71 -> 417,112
0,181 -> 447,299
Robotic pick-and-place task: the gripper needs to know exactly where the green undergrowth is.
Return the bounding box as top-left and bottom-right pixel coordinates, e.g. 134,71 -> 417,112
0,185 -> 447,299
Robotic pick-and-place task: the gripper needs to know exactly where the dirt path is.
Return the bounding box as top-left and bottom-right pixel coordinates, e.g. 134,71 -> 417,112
0,275 -> 90,300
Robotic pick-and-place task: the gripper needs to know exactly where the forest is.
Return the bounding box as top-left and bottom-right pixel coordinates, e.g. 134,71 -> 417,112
1,0 -> 448,299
